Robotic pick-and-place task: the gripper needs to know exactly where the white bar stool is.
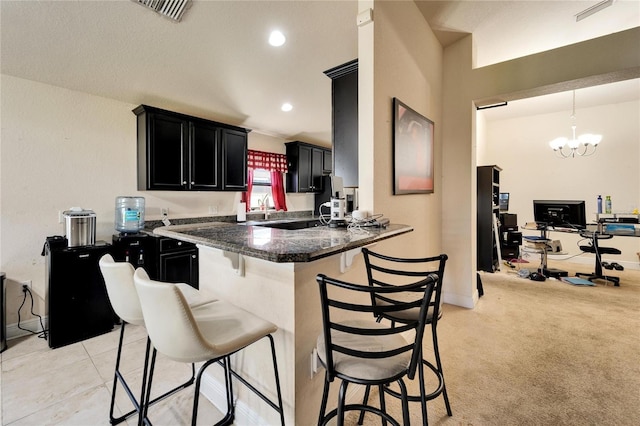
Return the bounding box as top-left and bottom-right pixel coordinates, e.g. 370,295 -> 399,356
99,254 -> 215,425
133,268 -> 285,426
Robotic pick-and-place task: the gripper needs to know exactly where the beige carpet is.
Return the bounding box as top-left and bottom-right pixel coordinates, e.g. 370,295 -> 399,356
340,261 -> 640,425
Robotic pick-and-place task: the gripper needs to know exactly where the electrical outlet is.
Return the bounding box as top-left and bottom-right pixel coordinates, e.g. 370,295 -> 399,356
161,207 -> 169,216
20,280 -> 32,290
310,348 -> 319,378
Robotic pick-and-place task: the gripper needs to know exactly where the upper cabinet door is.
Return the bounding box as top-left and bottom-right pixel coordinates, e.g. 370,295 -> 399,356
189,120 -> 221,190
285,141 -> 330,193
311,147 -> 325,192
323,149 -> 332,174
221,128 -> 248,191
146,112 -> 188,190
134,105 -> 249,192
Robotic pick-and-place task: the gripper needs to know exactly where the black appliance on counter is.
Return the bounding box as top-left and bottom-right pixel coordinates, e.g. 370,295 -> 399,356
111,233 -> 199,289
43,236 -> 115,349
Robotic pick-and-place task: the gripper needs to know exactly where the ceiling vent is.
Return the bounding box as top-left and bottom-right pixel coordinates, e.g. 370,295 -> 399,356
133,0 -> 191,22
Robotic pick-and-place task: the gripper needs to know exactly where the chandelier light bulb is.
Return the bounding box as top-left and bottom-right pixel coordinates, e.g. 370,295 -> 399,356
579,134 -> 602,146
549,137 -> 567,150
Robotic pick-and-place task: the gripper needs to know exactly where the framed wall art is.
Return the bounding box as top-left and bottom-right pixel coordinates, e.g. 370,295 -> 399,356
393,97 -> 434,194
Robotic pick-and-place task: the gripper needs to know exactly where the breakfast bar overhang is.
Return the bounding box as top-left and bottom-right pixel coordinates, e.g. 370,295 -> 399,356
153,221 -> 413,425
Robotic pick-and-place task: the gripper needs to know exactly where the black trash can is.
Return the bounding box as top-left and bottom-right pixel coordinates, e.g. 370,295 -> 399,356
1,272 -> 6,352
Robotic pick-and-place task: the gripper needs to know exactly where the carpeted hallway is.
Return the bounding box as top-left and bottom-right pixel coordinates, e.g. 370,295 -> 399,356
349,261 -> 640,425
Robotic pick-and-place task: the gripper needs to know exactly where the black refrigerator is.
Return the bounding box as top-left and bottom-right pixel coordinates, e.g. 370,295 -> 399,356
43,236 -> 115,349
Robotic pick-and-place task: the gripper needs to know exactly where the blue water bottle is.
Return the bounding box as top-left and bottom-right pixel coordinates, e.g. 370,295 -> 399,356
597,195 -> 602,214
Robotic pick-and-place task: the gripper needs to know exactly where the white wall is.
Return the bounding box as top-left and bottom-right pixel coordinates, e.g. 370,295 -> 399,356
0,75 -> 313,328
358,0 -> 443,258
479,99 -> 640,266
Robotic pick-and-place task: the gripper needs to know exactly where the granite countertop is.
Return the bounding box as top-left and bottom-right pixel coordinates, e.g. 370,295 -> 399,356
153,220 -> 413,263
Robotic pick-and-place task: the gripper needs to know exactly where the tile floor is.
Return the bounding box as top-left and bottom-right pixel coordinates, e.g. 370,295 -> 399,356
1,324 -> 221,425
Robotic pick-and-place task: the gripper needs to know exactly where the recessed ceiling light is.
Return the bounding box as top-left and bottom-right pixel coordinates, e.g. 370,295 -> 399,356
269,30 -> 286,47
281,103 -> 293,112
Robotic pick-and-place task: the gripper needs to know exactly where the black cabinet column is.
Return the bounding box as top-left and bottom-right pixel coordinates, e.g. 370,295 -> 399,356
325,59 -> 358,188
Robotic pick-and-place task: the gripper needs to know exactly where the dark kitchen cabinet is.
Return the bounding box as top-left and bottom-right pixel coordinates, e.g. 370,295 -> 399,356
157,237 -> 198,289
112,234 -> 198,289
477,165 -> 502,272
159,248 -> 198,288
190,119 -> 221,190
323,149 -> 332,174
134,105 -> 249,191
285,141 -> 331,193
325,59 -> 358,188
221,128 -> 248,191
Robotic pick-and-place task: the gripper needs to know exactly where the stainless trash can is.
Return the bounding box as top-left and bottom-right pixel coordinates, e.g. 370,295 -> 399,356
1,272 -> 6,352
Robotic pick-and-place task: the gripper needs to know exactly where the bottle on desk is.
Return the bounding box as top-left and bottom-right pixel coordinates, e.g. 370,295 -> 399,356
597,195 -> 602,214
605,195 -> 612,214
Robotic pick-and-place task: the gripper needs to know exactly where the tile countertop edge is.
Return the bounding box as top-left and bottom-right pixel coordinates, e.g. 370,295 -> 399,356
153,223 -> 414,263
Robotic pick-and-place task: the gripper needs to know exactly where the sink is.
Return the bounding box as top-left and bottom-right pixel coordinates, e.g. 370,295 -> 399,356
255,219 -> 323,230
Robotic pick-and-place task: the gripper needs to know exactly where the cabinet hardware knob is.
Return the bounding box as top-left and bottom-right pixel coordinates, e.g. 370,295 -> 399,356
192,255 -> 196,259
191,181 -> 195,185
177,241 -> 182,246
182,181 -> 187,185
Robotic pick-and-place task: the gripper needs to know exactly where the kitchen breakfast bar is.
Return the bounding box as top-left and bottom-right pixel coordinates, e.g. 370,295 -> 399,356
153,219 -> 413,425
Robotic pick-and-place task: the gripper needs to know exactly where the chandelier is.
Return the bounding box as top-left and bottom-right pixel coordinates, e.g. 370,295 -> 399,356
549,91 -> 602,158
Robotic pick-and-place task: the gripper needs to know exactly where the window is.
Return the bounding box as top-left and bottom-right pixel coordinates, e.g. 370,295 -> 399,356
250,169 -> 272,210
243,150 -> 288,212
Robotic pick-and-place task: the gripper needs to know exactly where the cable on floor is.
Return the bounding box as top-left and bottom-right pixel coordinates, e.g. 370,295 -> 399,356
17,286 -> 48,339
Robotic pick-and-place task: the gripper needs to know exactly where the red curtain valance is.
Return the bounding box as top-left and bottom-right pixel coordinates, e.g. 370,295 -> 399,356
247,150 -> 288,173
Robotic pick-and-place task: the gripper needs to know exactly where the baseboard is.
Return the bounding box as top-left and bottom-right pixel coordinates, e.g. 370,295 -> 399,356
6,317 -> 49,341
442,292 -> 476,308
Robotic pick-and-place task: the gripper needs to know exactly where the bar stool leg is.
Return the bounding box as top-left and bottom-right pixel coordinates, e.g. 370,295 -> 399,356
431,326 -> 452,416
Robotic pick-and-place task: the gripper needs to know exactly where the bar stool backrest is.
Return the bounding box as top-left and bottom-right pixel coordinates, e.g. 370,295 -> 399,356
99,254 -> 144,326
316,273 -> 436,381
133,268 -> 226,363
361,248 -> 448,325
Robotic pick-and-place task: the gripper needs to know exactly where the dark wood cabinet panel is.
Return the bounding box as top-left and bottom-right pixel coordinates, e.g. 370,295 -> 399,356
146,113 -> 187,190
325,60 -> 358,188
190,120 -> 221,190
285,141 -> 331,193
159,247 -> 199,290
221,128 -> 248,190
134,105 -> 248,192
323,149 -> 332,174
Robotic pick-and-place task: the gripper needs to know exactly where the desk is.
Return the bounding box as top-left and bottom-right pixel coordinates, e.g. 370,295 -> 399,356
526,223 -> 639,285
573,225 -> 640,286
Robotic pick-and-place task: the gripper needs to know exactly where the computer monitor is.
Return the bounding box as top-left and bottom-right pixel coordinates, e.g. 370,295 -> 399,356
533,200 -> 587,230
499,193 -> 510,211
